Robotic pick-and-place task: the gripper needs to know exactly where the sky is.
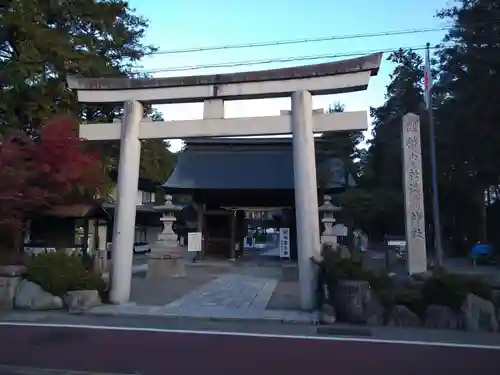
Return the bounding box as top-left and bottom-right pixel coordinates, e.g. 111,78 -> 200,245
128,0 -> 452,152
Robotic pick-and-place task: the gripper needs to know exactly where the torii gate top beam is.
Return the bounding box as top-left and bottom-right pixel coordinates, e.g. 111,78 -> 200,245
66,53 -> 382,104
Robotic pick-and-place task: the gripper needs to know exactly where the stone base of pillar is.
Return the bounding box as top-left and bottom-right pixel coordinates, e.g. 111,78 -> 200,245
320,235 -> 338,248
146,250 -> 185,279
0,266 -> 26,310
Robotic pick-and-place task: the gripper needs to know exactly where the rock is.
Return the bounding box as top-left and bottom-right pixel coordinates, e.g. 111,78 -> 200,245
14,280 -> 63,310
388,305 -> 421,327
320,242 -> 335,256
493,290 -> 500,323
366,297 -> 385,326
492,289 -> 500,311
333,280 -> 385,325
319,303 -> 336,325
63,290 -> 101,313
460,293 -> 499,333
424,305 -> 459,330
339,245 -> 352,260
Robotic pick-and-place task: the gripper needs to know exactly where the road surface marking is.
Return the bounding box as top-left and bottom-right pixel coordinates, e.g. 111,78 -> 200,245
0,365 -> 135,375
1,321 -> 499,351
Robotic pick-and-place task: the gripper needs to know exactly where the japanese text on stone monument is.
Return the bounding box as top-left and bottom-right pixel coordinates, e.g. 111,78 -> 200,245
402,113 -> 427,274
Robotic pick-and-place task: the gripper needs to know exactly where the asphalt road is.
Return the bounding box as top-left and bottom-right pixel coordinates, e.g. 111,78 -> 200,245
0,325 -> 499,375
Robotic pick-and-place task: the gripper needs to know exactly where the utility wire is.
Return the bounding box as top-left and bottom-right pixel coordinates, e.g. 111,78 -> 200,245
140,43 -> 451,74
150,26 -> 451,55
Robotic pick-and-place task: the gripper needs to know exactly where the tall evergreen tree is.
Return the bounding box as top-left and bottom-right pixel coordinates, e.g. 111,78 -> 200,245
434,0 -> 500,250
0,0 -> 176,182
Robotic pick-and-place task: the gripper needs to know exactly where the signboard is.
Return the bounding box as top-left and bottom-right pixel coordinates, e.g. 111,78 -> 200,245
279,228 -> 290,259
402,113 -> 427,274
187,232 -> 202,252
332,224 -> 348,237
388,240 -> 406,248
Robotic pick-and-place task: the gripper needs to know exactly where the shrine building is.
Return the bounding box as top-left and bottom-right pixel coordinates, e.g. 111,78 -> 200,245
162,137 -> 355,260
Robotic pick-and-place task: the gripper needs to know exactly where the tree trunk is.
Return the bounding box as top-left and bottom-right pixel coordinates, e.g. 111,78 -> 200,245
477,187 -> 488,243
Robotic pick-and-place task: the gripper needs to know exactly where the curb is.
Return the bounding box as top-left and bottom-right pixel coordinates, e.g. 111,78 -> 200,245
1,310 -> 375,339
317,325 -> 373,337
66,310 -> 378,337
1,310 -> 377,338
80,309 -> 320,326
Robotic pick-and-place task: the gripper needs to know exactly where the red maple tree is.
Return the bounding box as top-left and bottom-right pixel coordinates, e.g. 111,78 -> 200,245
0,117 -> 108,256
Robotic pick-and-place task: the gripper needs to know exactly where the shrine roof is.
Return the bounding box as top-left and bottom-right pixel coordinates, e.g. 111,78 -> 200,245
163,138 -> 356,192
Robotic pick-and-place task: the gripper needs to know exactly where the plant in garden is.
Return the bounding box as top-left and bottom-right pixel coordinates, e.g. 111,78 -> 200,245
25,251 -> 107,299
0,117 -> 108,258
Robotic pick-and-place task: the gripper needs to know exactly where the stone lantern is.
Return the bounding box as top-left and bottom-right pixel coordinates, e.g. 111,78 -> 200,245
146,195 -> 186,279
318,195 -> 341,247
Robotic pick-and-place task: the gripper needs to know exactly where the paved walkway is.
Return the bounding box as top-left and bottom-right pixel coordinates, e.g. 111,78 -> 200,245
88,265 -> 316,323
165,273 -> 277,310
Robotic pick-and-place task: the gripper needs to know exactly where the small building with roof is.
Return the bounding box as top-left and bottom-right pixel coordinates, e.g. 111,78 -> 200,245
163,137 -> 355,259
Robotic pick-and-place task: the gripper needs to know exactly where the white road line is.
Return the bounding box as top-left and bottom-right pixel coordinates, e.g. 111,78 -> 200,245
1,321 -> 499,350
0,364 -> 133,375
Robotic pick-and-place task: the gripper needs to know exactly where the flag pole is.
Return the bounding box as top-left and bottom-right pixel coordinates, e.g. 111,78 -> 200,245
425,42 -> 444,266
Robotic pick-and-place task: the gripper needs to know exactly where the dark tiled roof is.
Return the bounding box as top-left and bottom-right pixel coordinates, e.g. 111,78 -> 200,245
163,141 -> 355,191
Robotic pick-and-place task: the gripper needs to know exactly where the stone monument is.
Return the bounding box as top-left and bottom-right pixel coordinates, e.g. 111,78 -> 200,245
146,195 -> 186,279
402,113 -> 427,274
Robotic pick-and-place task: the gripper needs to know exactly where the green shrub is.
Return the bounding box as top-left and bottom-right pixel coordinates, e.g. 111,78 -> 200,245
366,272 -> 393,292
320,253 -> 391,288
366,272 -> 395,309
421,269 -> 493,312
394,290 -> 426,317
318,251 -> 395,306
25,252 -> 107,299
320,256 -> 369,285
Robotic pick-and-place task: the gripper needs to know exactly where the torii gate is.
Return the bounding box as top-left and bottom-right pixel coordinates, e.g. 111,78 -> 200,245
66,52 -> 382,310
